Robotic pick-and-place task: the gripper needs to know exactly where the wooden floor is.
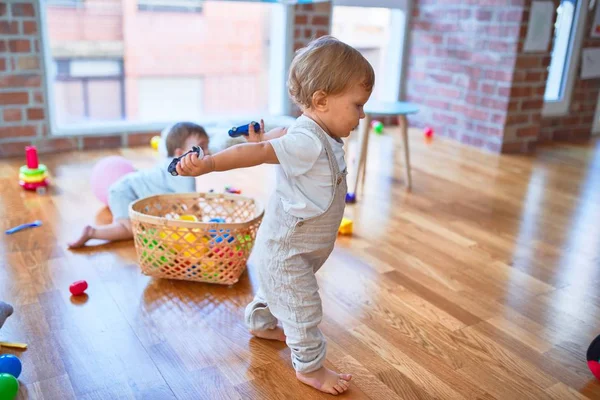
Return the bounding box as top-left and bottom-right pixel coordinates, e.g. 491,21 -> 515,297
1,130 -> 600,399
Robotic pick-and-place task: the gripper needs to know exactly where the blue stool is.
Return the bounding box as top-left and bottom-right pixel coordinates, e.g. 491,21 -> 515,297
350,101 -> 419,198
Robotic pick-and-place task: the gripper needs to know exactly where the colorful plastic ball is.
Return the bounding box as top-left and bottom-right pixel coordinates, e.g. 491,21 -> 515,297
0,373 -> 18,400
373,121 -> 384,134
587,334 -> 600,379
0,354 -> 22,379
69,280 -> 88,296
345,193 -> 356,204
90,156 -> 135,205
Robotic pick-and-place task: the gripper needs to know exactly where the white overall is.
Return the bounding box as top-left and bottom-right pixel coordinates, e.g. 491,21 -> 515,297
245,118 -> 347,373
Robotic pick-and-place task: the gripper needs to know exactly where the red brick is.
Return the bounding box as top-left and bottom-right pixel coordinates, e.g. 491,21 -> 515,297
0,21 -> 19,34
481,84 -> 496,95
315,29 -> 328,38
432,112 -> 458,125
510,86 -> 532,97
492,114 -> 505,124
26,107 -> 44,120
9,39 -> 30,53
506,114 -> 529,124
304,28 -> 312,39
522,99 -> 544,110
294,14 -> 308,24
127,132 -> 161,147
3,108 -> 22,122
525,71 -> 544,82
501,140 -> 535,153
0,140 -> 33,157
516,55 -> 541,69
467,109 -> 489,121
498,86 -> 511,97
517,126 -> 539,137
476,10 -> 493,21
0,74 -> 41,88
16,55 -> 39,70
82,135 -> 123,150
481,97 -> 509,110
508,100 -> 521,111
0,91 -> 28,105
22,21 -> 37,35
0,3 -> 6,16
497,9 -> 523,22
33,90 -> 44,104
0,58 -> 5,72
425,98 -> 450,109
419,33 -> 443,45
312,16 -> 329,26
0,125 -> 36,139
484,70 -> 512,82
429,73 -> 453,84
11,3 -> 35,17
476,125 -> 503,136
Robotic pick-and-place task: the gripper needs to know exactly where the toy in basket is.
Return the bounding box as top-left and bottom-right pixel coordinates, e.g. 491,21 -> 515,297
129,192 -> 264,285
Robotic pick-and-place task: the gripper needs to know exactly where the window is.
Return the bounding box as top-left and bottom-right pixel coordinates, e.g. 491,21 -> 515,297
42,0 -> 282,133
53,59 -> 125,125
543,0 -> 587,115
332,0 -> 409,102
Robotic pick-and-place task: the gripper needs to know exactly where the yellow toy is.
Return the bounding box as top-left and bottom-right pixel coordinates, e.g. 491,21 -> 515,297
150,136 -> 160,151
338,217 -> 353,235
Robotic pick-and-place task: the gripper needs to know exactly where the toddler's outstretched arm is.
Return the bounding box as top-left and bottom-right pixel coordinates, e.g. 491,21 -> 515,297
176,141 -> 278,177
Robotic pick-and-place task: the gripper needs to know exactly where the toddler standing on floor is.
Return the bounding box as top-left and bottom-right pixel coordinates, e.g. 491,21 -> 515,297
175,36 -> 374,395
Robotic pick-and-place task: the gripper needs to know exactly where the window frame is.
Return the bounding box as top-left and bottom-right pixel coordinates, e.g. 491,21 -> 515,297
542,0 -> 589,116
39,1 -> 292,136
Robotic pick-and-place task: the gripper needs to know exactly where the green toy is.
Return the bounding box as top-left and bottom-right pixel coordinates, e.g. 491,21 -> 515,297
373,121 -> 384,134
0,373 -> 18,400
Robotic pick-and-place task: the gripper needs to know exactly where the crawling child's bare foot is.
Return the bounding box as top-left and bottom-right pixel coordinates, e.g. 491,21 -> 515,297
297,367 -> 352,395
68,225 -> 94,248
250,326 -> 286,342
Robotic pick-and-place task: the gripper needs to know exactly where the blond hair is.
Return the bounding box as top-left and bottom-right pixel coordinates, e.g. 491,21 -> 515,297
288,35 -> 375,109
165,122 -> 208,157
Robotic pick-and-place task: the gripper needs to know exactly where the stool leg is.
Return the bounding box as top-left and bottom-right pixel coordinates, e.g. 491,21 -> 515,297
353,114 -> 371,198
359,117 -> 371,191
398,115 -> 412,190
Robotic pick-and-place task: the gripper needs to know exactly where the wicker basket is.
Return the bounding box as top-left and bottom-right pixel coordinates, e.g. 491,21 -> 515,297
129,192 -> 264,285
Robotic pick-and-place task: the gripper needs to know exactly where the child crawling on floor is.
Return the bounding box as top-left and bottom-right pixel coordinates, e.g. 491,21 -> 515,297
68,122 -> 209,248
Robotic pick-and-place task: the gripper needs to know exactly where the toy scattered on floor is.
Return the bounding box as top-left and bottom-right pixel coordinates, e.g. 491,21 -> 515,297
168,145 -> 204,176
338,217 -> 353,235
0,342 -> 27,350
228,122 -> 261,138
5,220 -> 42,235
0,355 -> 21,380
345,193 -> 356,204
210,218 -> 226,223
90,156 -> 135,205
178,214 -> 198,222
424,126 -> 434,139
372,120 -> 384,134
19,146 -> 49,193
225,186 -> 241,194
69,280 -> 88,296
150,136 -> 160,151
0,373 -> 18,400
587,334 -> 600,379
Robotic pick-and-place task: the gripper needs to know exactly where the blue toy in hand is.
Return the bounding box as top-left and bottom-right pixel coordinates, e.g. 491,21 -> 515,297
228,122 -> 261,138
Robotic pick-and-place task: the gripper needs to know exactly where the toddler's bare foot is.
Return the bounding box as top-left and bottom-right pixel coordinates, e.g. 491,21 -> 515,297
296,367 -> 352,395
250,326 -> 286,342
68,225 -> 94,248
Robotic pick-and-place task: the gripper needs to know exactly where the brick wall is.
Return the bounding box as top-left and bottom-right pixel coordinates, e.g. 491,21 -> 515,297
405,1 -> 526,153
407,0 -> 600,153
539,8 -> 600,143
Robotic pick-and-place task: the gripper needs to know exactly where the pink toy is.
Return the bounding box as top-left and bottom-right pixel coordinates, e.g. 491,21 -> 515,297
69,280 -> 88,296
424,127 -> 434,138
90,156 -> 135,205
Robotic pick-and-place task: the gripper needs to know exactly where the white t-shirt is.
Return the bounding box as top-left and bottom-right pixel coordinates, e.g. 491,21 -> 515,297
269,115 -> 346,219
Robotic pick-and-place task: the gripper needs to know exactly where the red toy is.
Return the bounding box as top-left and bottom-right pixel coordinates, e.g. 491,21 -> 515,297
69,280 -> 88,296
19,146 -> 49,192
225,186 -> 241,194
424,127 -> 434,138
